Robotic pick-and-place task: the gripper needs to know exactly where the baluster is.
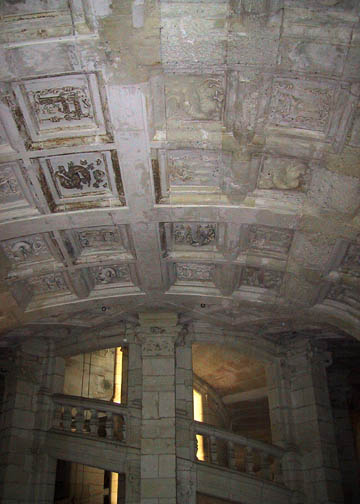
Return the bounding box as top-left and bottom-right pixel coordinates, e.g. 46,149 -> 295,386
121,415 -> 126,441
210,435 -> 218,465
245,446 -> 255,475
89,408 -> 98,436
227,441 -> 236,470
105,412 -> 113,439
63,406 -> 72,431
194,434 -> 199,460
259,452 -> 272,480
75,407 -> 84,433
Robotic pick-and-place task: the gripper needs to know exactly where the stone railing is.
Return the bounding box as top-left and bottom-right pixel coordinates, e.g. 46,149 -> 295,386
51,393 -> 127,442
194,421 -> 285,485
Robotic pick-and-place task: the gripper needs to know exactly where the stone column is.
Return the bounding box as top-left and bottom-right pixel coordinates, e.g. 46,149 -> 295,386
30,340 -> 65,503
176,327 -> 197,504
287,340 -> 344,504
137,312 -> 179,504
266,358 -> 304,501
124,324 -> 142,504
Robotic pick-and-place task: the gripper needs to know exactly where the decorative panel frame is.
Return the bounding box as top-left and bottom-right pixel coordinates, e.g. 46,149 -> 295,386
12,73 -> 106,141
38,150 -> 124,211
0,161 -> 39,222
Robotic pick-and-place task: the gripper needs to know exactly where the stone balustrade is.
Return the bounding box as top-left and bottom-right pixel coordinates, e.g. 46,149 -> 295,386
51,393 -> 127,442
194,421 -> 286,485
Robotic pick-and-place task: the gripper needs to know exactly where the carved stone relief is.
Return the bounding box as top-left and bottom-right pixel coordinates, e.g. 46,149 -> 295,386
241,267 -> 284,291
91,265 -> 131,285
77,227 -> 125,251
1,234 -> 50,264
13,73 -> 105,141
167,150 -> 226,187
29,273 -> 68,296
257,157 -> 309,191
247,225 -> 293,255
176,263 -> 215,282
31,85 -> 92,124
165,76 -> 224,121
142,336 -> 174,356
174,224 -> 216,248
0,164 -> 22,203
39,151 -> 121,208
270,79 -> 333,132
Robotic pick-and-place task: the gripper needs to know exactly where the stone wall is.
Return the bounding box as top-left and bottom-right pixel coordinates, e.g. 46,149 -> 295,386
63,348 -> 117,401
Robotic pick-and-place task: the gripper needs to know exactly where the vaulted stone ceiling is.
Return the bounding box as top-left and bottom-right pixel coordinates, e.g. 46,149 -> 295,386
0,0 -> 359,347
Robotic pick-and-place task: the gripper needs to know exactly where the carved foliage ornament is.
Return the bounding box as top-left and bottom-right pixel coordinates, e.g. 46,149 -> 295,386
174,224 -> 216,247
176,263 -> 215,282
241,267 -> 284,291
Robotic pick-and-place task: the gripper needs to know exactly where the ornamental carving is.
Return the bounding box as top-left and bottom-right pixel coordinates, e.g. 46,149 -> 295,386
142,336 -> 174,356
0,165 -> 21,203
2,235 -> 49,263
241,267 -> 284,290
341,244 -> 360,277
30,273 -> 67,295
55,158 -> 106,191
166,77 -> 224,121
92,265 -> 130,285
248,225 -> 293,255
167,150 -> 222,186
30,86 -> 93,125
270,79 -> 333,131
176,263 -> 215,282
174,224 -> 216,247
258,158 -> 308,191
78,228 -> 122,249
